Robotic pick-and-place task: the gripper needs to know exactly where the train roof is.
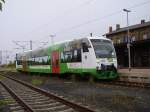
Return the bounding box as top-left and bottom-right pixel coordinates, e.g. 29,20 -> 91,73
53,36 -> 110,45
17,36 -> 110,58
87,36 -> 110,40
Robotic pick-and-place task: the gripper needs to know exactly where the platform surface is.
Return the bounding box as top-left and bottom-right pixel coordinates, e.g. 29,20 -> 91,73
118,69 -> 150,83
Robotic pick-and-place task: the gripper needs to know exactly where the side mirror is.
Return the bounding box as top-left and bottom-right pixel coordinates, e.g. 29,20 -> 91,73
82,42 -> 89,52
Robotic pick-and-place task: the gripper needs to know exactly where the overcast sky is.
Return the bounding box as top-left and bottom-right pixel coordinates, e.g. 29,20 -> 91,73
0,0 -> 150,54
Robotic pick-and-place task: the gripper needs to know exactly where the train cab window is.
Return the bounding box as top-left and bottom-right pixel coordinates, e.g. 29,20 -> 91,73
82,42 -> 89,52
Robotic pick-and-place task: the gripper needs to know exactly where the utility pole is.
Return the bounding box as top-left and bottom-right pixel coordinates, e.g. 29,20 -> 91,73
90,33 -> 93,37
123,9 -> 131,71
30,40 -> 32,50
50,35 -> 56,45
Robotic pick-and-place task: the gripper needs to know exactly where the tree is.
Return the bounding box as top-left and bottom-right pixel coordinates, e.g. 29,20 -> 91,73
0,0 -> 5,11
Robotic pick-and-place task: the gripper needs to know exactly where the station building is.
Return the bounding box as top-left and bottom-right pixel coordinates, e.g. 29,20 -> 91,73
105,20 -> 150,68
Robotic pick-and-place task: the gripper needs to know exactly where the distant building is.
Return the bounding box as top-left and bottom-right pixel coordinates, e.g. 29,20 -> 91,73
106,20 -> 150,68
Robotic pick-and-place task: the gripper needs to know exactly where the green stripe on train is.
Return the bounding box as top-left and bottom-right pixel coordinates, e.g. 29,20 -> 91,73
17,65 -> 117,79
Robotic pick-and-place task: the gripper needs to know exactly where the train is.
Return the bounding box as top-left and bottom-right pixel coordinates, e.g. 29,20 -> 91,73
16,36 -> 118,79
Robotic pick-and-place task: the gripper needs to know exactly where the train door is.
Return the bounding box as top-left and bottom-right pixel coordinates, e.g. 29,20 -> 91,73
81,41 -> 95,69
51,51 -> 60,73
22,56 -> 28,71
82,42 -> 90,68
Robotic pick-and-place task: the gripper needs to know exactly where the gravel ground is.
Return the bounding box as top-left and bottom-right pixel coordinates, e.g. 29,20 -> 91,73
3,71 -> 150,112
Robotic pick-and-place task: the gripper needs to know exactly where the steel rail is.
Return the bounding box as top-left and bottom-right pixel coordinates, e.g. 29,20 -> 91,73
100,80 -> 150,88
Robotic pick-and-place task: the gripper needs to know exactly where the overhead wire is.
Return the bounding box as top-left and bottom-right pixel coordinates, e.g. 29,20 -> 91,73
10,0 -> 150,57
22,0 -> 96,41
55,0 -> 150,35
18,0 -> 150,47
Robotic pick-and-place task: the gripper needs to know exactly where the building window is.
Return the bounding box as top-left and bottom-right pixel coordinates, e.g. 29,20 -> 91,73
112,39 -> 115,44
131,36 -> 136,42
143,34 -> 147,40
123,36 -> 128,43
117,39 -> 121,43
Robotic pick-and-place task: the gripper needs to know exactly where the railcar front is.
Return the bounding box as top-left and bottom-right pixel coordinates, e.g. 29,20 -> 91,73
88,37 -> 118,79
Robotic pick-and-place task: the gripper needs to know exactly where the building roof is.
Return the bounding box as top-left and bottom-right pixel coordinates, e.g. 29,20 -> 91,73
106,21 -> 150,36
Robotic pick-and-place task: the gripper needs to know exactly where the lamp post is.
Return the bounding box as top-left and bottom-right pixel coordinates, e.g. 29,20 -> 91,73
123,9 -> 131,71
49,34 -> 56,45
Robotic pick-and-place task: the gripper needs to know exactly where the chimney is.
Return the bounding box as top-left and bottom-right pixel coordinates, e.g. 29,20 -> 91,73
116,24 -> 120,30
141,19 -> 145,24
109,26 -> 112,33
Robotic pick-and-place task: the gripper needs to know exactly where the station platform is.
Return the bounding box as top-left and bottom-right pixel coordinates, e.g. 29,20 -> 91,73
118,69 -> 150,83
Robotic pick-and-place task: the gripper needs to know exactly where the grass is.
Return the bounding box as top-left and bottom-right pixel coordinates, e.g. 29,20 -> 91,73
31,78 -> 43,86
0,98 -> 15,112
0,75 -> 4,81
112,95 -> 135,105
0,72 -> 6,80
0,99 -> 14,106
30,76 -> 48,86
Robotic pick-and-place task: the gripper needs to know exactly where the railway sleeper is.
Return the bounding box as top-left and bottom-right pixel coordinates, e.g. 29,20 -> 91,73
22,98 -> 51,102
58,108 -> 76,112
9,105 -> 24,111
27,99 -> 56,105
19,95 -> 48,100
8,102 -> 20,107
19,95 -> 49,99
32,102 -> 61,109
19,93 -> 43,97
18,93 -> 43,97
33,104 -> 68,112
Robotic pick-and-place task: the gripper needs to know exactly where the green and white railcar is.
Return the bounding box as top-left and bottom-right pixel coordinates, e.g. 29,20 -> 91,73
16,36 -> 118,79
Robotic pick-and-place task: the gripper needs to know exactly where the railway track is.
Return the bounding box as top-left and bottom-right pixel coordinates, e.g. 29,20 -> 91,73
0,74 -> 97,112
2,71 -> 150,88
100,80 -> 150,88
0,84 -> 25,112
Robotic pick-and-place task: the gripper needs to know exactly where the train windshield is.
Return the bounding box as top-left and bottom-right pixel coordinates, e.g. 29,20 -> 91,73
90,39 -> 116,58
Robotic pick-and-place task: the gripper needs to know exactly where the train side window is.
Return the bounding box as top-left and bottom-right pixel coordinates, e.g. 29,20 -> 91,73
48,56 -> 51,65
82,42 -> 89,52
61,52 -> 65,63
77,49 -> 81,62
61,51 -> 73,63
72,50 -> 77,62
17,60 -> 22,65
65,51 -> 72,62
61,49 -> 81,63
